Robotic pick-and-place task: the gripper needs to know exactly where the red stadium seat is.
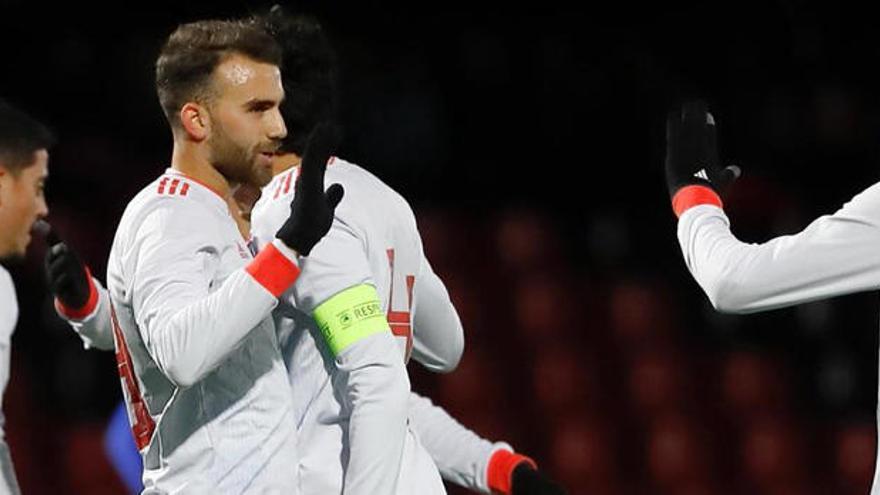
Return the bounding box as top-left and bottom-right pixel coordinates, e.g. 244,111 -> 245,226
740,416 -> 804,488
627,348 -> 688,417
550,416 -> 618,488
493,209 -> 563,273
532,344 -> 601,416
834,421 -> 875,494
720,351 -> 789,420
608,280 -> 675,351
645,413 -> 713,489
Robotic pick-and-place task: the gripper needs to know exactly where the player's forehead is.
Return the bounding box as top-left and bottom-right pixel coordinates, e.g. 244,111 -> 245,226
211,53 -> 283,104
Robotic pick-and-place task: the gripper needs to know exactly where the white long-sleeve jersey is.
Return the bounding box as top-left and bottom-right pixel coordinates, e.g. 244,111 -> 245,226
251,158 -> 462,494
62,160 -> 516,494
677,182 -> 880,493
0,266 -> 21,495
103,169 -> 300,494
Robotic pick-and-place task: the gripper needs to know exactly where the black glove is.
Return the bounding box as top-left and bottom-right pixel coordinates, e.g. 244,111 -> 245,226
275,122 -> 345,256
44,229 -> 91,309
665,100 -> 740,198
511,464 -> 567,495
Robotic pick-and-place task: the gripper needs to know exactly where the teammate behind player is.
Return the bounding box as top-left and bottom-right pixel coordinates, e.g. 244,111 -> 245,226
45,11 -> 565,495
252,9 -> 565,494
666,100 -> 880,493
0,98 -> 52,495
48,20 -> 341,493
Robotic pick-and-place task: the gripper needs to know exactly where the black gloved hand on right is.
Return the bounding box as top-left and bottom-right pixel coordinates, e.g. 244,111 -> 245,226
511,464 -> 568,495
44,229 -> 91,310
665,99 -> 740,199
274,122 -> 345,257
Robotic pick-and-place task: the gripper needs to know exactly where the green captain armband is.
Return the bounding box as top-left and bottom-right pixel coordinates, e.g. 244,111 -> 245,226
313,284 -> 389,355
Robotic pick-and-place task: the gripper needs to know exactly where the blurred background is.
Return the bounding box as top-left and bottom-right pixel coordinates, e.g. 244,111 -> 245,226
2,0 -> 880,493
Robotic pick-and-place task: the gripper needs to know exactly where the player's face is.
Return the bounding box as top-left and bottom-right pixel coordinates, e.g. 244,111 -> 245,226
207,54 -> 286,189
0,150 -> 49,260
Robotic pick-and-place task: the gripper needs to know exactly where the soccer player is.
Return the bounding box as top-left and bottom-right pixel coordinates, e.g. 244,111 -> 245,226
48,19 -> 342,493
47,11 -> 564,495
250,10 -> 563,494
666,100 -> 880,493
0,98 -> 52,495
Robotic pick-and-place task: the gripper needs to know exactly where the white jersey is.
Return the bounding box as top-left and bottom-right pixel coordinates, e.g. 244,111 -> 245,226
65,287 -> 511,494
251,158 -> 463,494
0,266 -> 20,494
677,181 -> 880,494
105,169 -> 299,494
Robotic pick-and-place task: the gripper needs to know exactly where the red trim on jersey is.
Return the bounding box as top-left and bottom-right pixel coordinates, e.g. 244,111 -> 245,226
180,183 -> 190,196
272,178 -> 283,199
55,266 -> 100,320
246,243 -> 301,297
157,177 -> 169,195
385,249 -> 414,361
282,170 -> 294,195
111,302 -> 156,450
166,170 -> 227,200
169,178 -> 180,195
671,185 -> 723,217
487,450 -> 538,495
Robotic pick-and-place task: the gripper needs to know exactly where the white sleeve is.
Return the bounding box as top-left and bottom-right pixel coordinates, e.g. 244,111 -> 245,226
0,271 -> 20,494
410,256 -> 464,373
58,280 -> 115,351
0,439 -> 20,495
678,182 -> 880,313
292,214 -> 409,495
408,392 -> 509,493
131,204 -> 290,388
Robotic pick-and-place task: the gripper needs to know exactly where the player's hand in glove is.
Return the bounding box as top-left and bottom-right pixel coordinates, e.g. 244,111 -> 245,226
44,227 -> 92,311
665,100 -> 740,216
511,464 -> 567,495
275,122 -> 345,256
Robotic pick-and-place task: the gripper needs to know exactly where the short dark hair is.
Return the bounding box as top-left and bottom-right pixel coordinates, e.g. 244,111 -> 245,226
155,19 -> 283,129
0,98 -> 55,174
256,9 -> 338,155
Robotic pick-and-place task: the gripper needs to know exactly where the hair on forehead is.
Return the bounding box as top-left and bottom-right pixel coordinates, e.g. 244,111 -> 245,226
155,19 -> 283,128
0,98 -> 55,175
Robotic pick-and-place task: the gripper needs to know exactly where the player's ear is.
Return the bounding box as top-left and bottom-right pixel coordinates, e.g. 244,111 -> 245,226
179,102 -> 210,141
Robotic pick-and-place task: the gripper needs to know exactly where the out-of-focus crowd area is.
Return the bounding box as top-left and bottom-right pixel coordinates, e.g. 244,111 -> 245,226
3,1 -> 880,493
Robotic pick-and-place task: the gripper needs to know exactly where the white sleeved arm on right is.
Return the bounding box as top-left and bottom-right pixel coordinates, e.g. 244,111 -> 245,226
130,205 -> 293,388
678,181 -> 880,313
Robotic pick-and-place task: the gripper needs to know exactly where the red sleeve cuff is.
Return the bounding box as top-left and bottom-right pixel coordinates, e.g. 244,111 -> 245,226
55,266 -> 100,320
487,449 -> 538,495
671,184 -> 723,217
246,243 -> 301,297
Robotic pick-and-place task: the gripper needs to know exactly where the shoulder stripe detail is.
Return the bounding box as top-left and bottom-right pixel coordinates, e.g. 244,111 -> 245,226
156,177 -> 191,197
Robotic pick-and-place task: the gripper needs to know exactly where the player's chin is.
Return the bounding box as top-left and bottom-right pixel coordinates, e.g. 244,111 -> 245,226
250,163 -> 274,188
0,242 -> 26,264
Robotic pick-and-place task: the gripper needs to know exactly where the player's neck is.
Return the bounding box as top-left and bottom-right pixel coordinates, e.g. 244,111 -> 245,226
170,142 -> 234,199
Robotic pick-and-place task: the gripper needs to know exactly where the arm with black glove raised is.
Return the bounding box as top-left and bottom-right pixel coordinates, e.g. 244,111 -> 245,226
668,101 -> 880,313
44,231 -> 114,350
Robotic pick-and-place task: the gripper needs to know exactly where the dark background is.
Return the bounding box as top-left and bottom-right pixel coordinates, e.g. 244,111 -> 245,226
2,1 -> 880,493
